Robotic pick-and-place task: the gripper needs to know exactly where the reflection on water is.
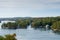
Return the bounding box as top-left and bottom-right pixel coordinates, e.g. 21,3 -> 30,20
52,31 -> 60,35
0,21 -> 60,40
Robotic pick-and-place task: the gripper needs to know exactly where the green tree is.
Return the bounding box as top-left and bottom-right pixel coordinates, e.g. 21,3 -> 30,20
51,21 -> 60,31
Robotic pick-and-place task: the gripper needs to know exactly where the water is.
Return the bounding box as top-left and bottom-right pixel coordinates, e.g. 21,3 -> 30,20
27,24 -> 34,30
0,21 -> 60,40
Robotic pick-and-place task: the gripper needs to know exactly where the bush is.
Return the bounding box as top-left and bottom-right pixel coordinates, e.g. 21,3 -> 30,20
51,21 -> 60,31
0,33 -> 17,40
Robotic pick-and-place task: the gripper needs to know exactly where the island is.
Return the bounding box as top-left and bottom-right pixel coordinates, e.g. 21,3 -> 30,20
1,16 -> 60,32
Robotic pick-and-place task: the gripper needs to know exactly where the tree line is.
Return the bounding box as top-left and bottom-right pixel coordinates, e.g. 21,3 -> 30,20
1,16 -> 60,31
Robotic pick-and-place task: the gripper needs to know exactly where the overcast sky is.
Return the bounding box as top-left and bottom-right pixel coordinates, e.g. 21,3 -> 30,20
0,0 -> 60,18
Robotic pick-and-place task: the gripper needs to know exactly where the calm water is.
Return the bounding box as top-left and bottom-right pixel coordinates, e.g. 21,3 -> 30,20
0,21 -> 60,40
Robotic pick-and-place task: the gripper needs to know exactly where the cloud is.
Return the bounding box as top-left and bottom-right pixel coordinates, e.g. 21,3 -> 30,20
0,0 -> 60,17
0,0 -> 60,9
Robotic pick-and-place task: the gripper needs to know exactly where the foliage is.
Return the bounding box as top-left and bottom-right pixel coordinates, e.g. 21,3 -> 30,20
0,33 -> 17,40
51,21 -> 60,31
16,19 -> 31,28
1,22 -> 17,29
1,16 -> 60,29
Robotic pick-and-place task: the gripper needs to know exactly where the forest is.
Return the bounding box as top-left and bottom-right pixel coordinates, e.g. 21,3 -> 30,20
1,16 -> 60,31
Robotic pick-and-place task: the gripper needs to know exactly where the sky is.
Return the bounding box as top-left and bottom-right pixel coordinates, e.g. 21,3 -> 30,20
0,0 -> 60,18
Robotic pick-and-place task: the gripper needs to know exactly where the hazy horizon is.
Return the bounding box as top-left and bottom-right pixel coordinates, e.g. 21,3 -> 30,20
0,0 -> 60,18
